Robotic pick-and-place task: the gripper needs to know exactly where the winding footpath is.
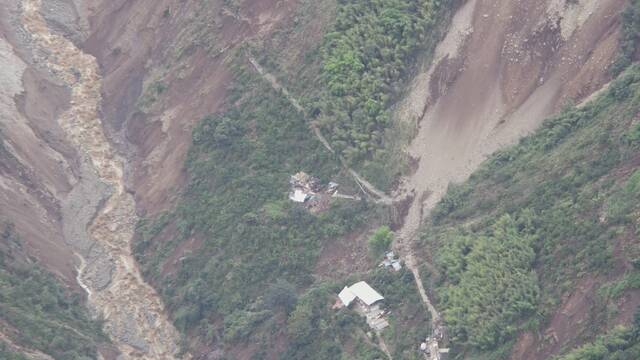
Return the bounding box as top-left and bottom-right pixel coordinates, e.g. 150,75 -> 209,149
248,57 -> 444,358
21,1 -> 183,358
248,57 -> 393,204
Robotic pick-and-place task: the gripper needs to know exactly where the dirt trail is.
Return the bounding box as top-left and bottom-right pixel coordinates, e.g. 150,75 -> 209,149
248,56 -> 433,358
248,57 -> 393,205
21,1 -> 182,358
378,336 -> 392,360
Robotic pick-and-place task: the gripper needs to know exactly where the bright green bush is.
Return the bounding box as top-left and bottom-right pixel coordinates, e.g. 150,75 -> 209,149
368,225 -> 393,258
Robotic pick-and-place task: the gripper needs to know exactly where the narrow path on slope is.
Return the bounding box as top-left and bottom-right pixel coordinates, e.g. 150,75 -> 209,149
378,336 -> 392,360
21,1 -> 183,359
248,56 -> 442,357
248,57 -> 393,205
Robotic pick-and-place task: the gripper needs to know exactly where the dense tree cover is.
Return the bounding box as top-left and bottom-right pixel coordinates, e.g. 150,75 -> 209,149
315,0 -> 455,169
436,215 -> 539,349
0,223 -> 106,359
422,64 -> 640,357
135,67 -> 381,348
557,310 -> 640,360
612,0 -> 640,75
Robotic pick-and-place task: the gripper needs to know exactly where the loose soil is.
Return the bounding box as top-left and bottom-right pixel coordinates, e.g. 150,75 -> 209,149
394,0 -> 628,358
21,0 -> 182,358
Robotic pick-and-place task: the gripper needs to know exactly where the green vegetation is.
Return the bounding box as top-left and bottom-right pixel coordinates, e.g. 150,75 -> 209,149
283,268 -> 429,359
135,66 -> 383,349
368,225 -> 394,258
314,0 -> 456,186
436,215 -> 539,349
133,65 -> 430,355
421,64 -> 640,357
0,344 -> 29,360
137,80 -> 167,111
599,273 -> 640,299
371,268 -> 430,359
0,223 -> 106,359
612,0 -> 640,75
556,310 -> 640,360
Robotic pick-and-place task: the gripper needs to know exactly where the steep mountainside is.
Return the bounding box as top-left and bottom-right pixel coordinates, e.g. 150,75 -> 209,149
0,0 -> 638,359
0,222 -> 109,359
420,64 -> 640,359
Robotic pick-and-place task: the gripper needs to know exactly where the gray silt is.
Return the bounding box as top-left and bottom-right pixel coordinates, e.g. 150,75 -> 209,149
61,158 -> 115,293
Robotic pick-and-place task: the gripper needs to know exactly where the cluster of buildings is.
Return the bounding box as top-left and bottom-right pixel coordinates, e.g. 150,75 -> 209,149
289,172 -> 320,203
288,172 -> 344,212
421,329 -> 449,359
380,251 -> 402,271
288,172 -> 339,203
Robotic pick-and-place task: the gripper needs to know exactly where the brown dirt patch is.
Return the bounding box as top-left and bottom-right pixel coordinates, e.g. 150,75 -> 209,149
511,277 -> 601,360
315,231 -> 373,280
83,0 -> 301,217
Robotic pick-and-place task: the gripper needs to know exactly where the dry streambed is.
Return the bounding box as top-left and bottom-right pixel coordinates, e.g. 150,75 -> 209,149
21,0 -> 182,358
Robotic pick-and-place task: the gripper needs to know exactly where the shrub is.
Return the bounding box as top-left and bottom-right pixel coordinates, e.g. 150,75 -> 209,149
368,225 -> 394,258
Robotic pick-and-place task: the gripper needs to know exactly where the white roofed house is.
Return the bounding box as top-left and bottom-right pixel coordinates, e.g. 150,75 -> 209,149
348,281 -> 384,307
337,281 -> 384,308
338,286 -> 357,307
336,281 -> 389,331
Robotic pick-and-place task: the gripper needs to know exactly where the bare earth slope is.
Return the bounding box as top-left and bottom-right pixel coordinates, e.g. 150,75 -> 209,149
393,0 -> 627,358
0,0 -> 79,285
20,0 -> 182,358
396,0 -> 624,279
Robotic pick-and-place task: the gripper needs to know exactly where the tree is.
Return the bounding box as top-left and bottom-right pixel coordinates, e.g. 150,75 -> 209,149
368,226 -> 393,258
264,279 -> 298,314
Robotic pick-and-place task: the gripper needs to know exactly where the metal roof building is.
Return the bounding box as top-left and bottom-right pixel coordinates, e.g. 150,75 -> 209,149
338,286 -> 357,307
338,281 -> 384,307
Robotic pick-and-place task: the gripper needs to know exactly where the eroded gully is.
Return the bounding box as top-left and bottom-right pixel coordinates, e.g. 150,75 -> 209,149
21,1 -> 183,358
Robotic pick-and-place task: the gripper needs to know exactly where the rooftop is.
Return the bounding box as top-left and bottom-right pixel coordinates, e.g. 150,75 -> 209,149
338,286 -> 357,307
348,281 -> 384,306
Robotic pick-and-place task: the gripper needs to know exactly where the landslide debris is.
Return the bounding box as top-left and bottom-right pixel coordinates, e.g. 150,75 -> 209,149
20,0 -> 183,358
